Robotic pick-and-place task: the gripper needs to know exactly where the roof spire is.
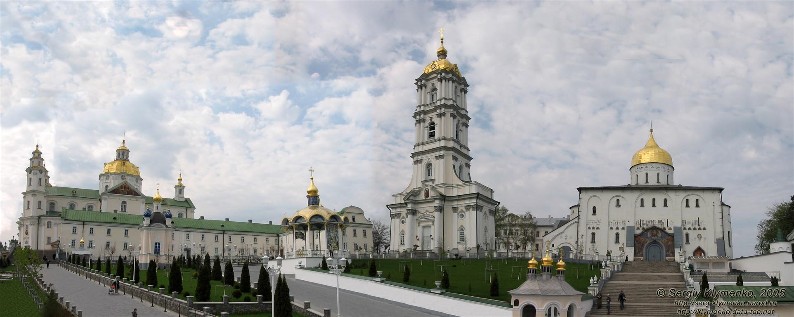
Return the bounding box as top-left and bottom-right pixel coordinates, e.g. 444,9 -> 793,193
307,167 -> 319,197
650,121 -> 654,134
436,27 -> 447,59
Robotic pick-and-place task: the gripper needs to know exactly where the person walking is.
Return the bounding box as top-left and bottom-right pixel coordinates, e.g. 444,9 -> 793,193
131,308 -> 137,317
596,292 -> 602,309
619,290 -> 626,310
606,294 -> 612,315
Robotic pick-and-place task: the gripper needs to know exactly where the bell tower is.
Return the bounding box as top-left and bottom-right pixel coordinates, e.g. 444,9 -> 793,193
24,145 -> 50,217
389,31 -> 499,254
409,29 -> 472,188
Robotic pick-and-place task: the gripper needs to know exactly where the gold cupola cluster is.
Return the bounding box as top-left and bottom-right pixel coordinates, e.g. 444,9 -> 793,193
153,187 -> 163,203
423,29 -> 462,77
631,128 -> 673,167
528,256 -> 539,270
541,248 -> 553,267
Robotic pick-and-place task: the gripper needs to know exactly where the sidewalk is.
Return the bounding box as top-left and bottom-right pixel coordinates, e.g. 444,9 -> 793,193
40,264 -> 178,317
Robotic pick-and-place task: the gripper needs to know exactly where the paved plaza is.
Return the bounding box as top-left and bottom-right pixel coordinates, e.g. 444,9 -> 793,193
39,264 -> 453,317
41,265 -> 178,317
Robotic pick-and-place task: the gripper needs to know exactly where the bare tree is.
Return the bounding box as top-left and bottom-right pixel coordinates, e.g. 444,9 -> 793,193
371,220 -> 389,253
517,211 -> 536,252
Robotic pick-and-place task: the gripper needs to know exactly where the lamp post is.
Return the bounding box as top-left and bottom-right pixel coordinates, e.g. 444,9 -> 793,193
263,255 -> 282,316
327,256 -> 347,317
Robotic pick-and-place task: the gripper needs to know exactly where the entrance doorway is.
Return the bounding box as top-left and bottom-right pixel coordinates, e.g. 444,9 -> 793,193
645,241 -> 664,261
521,304 -> 536,317
421,226 -> 431,250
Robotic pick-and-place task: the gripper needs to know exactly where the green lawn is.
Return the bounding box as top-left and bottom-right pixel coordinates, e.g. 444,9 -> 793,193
0,266 -> 43,316
343,258 -> 600,302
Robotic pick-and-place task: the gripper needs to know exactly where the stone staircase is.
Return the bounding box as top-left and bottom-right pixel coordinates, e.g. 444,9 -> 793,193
589,261 -> 684,316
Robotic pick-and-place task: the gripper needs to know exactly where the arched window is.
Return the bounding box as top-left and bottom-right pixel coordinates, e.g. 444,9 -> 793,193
104,185 -> 108,192
154,242 -> 161,255
400,230 -> 405,245
68,202 -> 76,210
48,202 -> 55,212
590,232 -> 596,243
695,199 -> 700,208
121,201 -> 127,212
428,121 -> 436,139
458,226 -> 465,242
86,204 -> 94,211
615,232 -> 620,244
513,299 -> 519,306
685,233 -> 690,244
455,123 -> 461,140
592,206 -> 597,215
645,172 -> 648,183
663,198 -> 668,207
685,199 -> 690,208
652,198 -> 656,207
640,198 -> 645,207
46,221 -> 52,229
666,175 -> 669,184
178,213 -> 183,218
430,86 -> 437,102
426,163 -> 433,179
635,174 -> 639,185
656,173 -> 660,183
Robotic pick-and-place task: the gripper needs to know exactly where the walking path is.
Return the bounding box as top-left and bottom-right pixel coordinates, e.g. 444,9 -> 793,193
41,264 -> 178,317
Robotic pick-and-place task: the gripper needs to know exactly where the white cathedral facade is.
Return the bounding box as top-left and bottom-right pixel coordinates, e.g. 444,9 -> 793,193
545,129 -> 734,262
388,36 -> 500,254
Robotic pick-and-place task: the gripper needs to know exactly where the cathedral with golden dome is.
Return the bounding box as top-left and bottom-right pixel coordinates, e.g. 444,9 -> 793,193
544,128 -> 734,262
16,140 -> 284,267
388,32 -> 500,255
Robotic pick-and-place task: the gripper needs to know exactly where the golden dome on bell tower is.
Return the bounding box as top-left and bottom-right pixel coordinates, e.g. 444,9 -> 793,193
423,28 -> 462,77
631,128 -> 673,167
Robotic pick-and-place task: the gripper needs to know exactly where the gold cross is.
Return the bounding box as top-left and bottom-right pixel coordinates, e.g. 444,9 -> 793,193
309,167 -> 314,178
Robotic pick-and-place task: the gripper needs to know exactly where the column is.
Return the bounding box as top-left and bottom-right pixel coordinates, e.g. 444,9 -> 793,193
406,210 -> 416,251
434,206 -> 443,252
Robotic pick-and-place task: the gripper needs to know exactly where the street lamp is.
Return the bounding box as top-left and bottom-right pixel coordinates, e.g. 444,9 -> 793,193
327,256 -> 347,317
263,255 -> 282,316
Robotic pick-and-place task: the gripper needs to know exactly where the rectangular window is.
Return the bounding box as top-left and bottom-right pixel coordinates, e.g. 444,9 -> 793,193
728,231 -> 731,247
124,229 -> 128,237
154,242 -> 161,255
26,200 -> 30,209
38,201 -> 42,209
536,231 -> 540,237
266,238 -> 270,244
46,221 -> 51,228
685,233 -> 690,244
105,241 -> 110,249
39,178 -> 42,186
88,240 -> 94,249
89,227 -> 94,235
686,199 -> 690,208
70,239 -> 76,248
107,228 -> 111,236
123,242 -> 128,250
652,198 -> 656,207
186,233 -> 190,240
46,237 -> 51,243
214,247 -> 219,255
201,246 -> 205,254
215,235 -> 219,242
363,230 -> 367,238
241,237 -> 245,243
353,229 -> 357,237
228,236 -> 232,242
72,226 -> 77,234
201,234 -> 205,242
695,199 -> 700,208
254,237 -> 258,244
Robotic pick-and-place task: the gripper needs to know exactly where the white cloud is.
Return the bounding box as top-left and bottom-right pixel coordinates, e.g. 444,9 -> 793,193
0,1 -> 791,258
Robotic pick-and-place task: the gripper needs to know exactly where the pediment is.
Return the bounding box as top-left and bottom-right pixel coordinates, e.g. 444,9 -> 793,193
404,186 -> 443,201
107,182 -> 143,196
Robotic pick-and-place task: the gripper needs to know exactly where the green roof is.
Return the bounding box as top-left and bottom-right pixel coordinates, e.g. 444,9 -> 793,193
713,285 -> 794,303
47,186 -> 101,199
144,197 -> 195,209
172,218 -> 281,234
59,209 -> 281,234
61,209 -> 141,225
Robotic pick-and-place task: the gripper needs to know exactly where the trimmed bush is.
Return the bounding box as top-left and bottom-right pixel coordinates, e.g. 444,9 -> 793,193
321,257 -> 328,270
490,273 -> 499,297
195,254 -> 212,301
168,261 -> 183,294
224,260 -> 235,285
441,270 -> 450,289
402,265 -> 410,283
232,289 -> 242,299
146,260 -> 158,286
369,260 -> 377,277
240,261 -> 251,293
212,256 -> 222,281
243,296 -> 251,302
116,256 -> 124,278
257,265 -> 272,299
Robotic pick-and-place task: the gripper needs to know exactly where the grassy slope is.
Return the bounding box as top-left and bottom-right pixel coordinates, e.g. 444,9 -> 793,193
0,267 -> 42,316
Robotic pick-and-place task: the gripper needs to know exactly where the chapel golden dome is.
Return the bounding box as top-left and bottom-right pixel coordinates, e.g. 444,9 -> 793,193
631,128 -> 673,167
153,188 -> 163,203
528,257 -> 539,270
556,258 -> 566,271
541,249 -> 553,267
33,144 -> 41,155
117,139 -> 129,151
307,177 -> 319,196
177,173 -> 183,186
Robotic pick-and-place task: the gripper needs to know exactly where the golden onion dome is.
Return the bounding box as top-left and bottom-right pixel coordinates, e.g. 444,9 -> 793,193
556,258 -> 566,271
79,237 -> 84,244
541,250 -> 553,267
33,144 -> 42,155
153,188 -> 163,203
102,160 -> 141,176
423,31 -> 462,77
177,173 -> 183,186
292,205 -> 335,223
528,257 -> 539,270
307,177 -> 319,196
631,129 -> 673,167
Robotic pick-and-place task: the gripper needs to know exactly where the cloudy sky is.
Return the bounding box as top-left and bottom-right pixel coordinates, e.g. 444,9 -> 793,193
1,1 -> 791,257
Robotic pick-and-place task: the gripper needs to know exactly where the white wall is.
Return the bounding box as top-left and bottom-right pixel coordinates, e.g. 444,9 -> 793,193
294,267 -> 511,317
